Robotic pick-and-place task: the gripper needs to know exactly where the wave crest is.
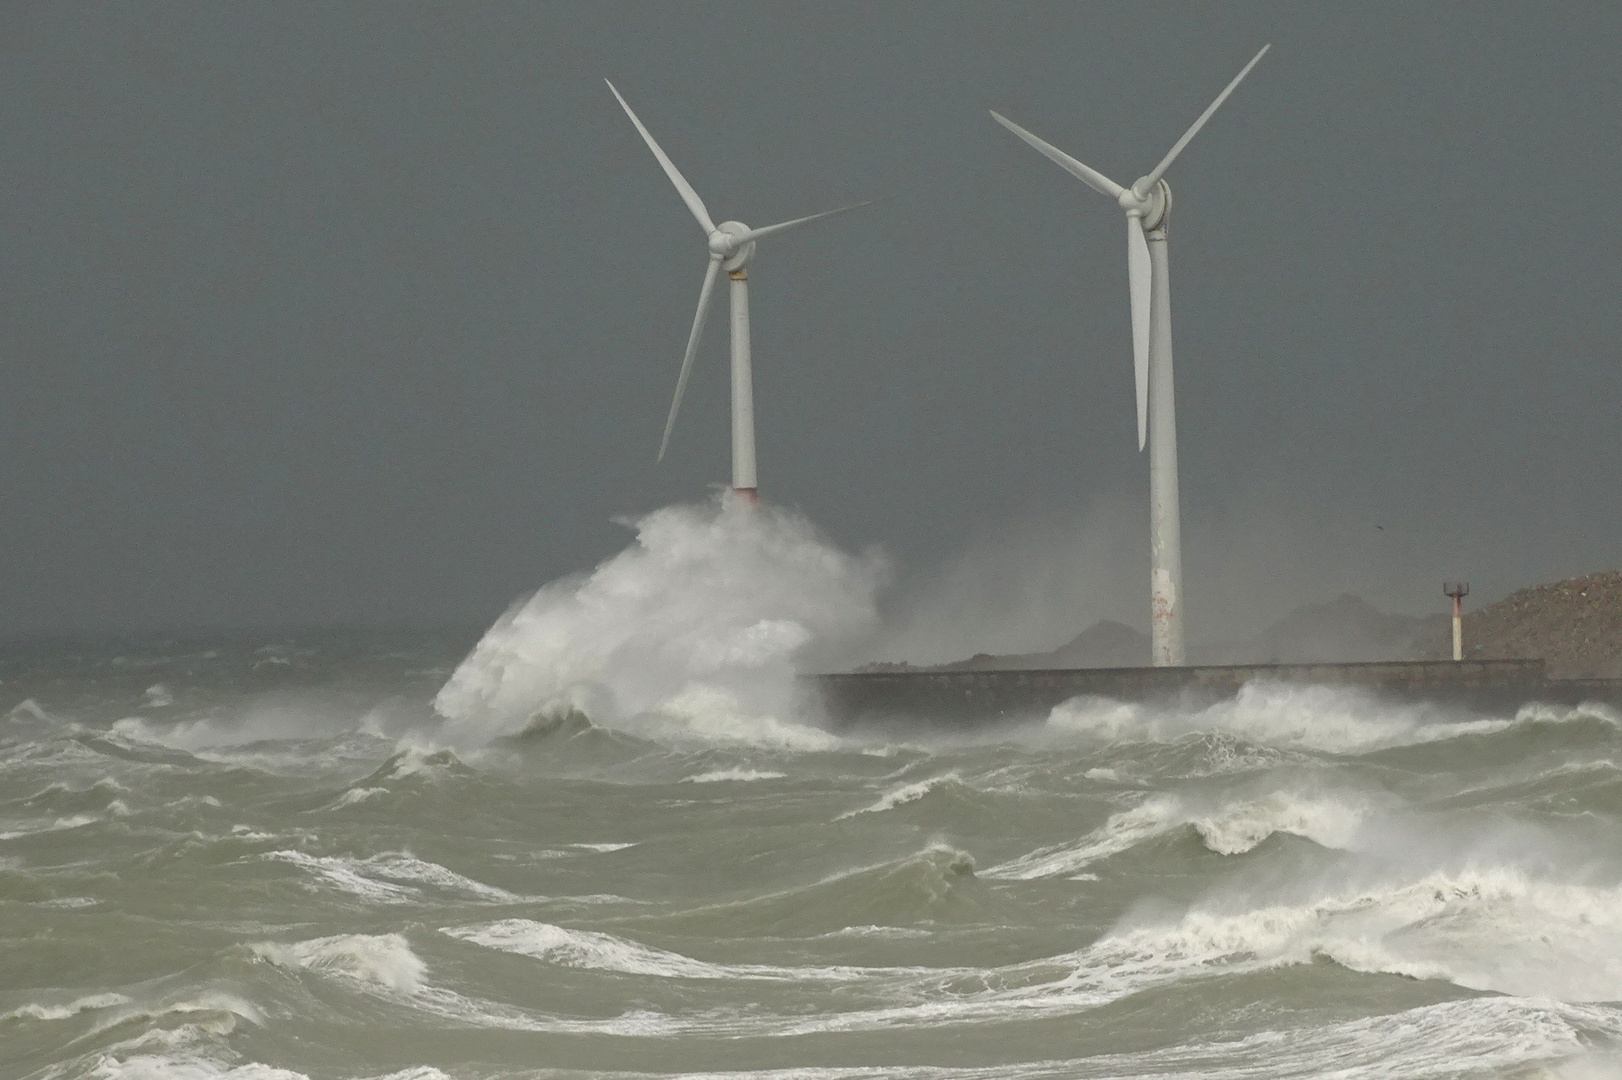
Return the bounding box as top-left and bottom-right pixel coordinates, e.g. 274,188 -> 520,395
987,787 -> 1377,879
252,932 -> 426,993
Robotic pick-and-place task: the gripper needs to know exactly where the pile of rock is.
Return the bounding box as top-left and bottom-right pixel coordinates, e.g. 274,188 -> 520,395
1420,570 -> 1622,678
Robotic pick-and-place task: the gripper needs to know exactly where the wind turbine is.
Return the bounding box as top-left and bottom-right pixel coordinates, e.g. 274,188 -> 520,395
990,45 -> 1270,667
607,80 -> 868,502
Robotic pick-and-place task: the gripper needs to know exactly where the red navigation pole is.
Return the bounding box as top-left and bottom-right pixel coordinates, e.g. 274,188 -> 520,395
1443,582 -> 1470,661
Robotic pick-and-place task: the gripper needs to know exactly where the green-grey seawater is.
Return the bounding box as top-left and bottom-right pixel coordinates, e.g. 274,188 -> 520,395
5,501 -> 1622,1078
5,628 -> 1622,1079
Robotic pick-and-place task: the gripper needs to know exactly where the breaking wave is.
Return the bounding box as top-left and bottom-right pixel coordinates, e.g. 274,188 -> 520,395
680,767 -> 787,783
433,496 -> 884,749
445,919 -> 881,982
836,772 -> 965,820
987,785 -> 1379,878
255,850 -> 525,905
1048,681 -> 1511,753
252,932 -> 427,993
1082,864 -> 1622,1001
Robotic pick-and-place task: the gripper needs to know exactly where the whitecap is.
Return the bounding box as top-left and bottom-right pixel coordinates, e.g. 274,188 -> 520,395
444,919 -> 900,983
252,932 -> 426,993
986,787 -> 1377,879
255,850 -> 524,905
836,773 -> 961,820
680,767 -> 787,784
320,787 -> 387,809
2,991 -> 129,1022
1081,864 -> 1622,1001
0,812 -> 102,840
1048,681 -> 1510,754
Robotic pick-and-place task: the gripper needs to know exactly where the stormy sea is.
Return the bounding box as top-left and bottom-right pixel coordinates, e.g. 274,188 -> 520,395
5,497 -> 1622,1079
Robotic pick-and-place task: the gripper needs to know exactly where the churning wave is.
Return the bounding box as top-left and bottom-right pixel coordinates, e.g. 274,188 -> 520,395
431,496 -> 884,750
986,785 -> 1380,878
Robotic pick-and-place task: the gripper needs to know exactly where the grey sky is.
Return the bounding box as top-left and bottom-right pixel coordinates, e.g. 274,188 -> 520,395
1,2 -> 1618,641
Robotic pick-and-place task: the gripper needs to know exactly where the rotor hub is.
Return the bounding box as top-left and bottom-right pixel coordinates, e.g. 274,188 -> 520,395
711,221 -> 756,271
1120,179 -> 1172,232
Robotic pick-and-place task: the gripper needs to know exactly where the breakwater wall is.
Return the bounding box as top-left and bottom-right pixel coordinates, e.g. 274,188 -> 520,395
810,659 -> 1622,730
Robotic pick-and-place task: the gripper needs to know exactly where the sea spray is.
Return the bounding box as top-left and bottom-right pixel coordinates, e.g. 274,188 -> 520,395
433,495 -> 885,747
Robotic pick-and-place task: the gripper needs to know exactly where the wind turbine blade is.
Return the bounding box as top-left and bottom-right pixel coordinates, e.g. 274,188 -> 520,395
1136,44 -> 1270,196
658,255 -> 724,462
605,79 -> 718,236
989,111 -> 1124,199
736,201 -> 875,244
1127,216 -> 1151,451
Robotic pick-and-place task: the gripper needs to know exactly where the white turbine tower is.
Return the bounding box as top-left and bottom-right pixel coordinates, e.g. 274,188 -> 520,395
990,45 -> 1270,667
607,80 -> 868,502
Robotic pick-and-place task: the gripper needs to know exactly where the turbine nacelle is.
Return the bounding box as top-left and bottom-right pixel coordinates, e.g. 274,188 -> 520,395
708,221 -> 757,271
1118,180 -> 1170,233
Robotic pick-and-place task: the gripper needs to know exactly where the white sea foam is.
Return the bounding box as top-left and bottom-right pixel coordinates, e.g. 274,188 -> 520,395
820,925 -> 935,940
836,773 -> 962,820
372,745 -> 460,782
1517,700 -> 1622,728
985,787 -> 1375,879
491,998 -> 1620,1075
681,767 -> 788,784
0,812 -> 102,840
322,786 -> 386,809
433,497 -> 883,749
74,1029 -> 445,1080
444,919 -> 896,983
718,859 -> 1622,1034
83,992 -> 266,1042
70,1053 -> 293,1079
1048,681 -> 1510,753
984,795 -> 1183,879
256,850 -> 523,905
1076,864 -> 1622,1002
5,698 -> 56,723
258,850 -> 417,903
252,932 -> 426,993
25,776 -> 129,803
2,991 -> 129,1022
445,919 -> 742,979
569,842 -> 638,853
1192,789 -> 1371,855
230,825 -> 288,842
109,703 -> 351,753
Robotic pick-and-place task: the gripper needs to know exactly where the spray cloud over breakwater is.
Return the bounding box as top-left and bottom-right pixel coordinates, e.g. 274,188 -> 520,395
433,495 -> 886,748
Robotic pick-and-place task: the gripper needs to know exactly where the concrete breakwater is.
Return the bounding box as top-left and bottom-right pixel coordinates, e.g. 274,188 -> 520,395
811,659 -> 1622,730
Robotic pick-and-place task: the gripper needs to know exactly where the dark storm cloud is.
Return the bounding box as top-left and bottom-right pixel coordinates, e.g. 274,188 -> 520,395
1,2 -> 1618,639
